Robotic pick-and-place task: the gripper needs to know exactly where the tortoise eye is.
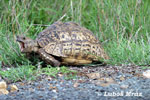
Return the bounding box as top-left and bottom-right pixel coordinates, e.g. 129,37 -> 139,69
23,37 -> 26,40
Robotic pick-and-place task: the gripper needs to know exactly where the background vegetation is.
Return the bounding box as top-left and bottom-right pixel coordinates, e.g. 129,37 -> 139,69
0,0 -> 150,67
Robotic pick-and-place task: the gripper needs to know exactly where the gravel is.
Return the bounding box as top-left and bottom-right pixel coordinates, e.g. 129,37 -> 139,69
0,65 -> 150,100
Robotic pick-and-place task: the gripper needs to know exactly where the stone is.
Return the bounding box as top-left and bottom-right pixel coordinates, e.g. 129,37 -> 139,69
86,73 -> 101,79
10,85 -> 18,92
120,76 -> 125,81
120,84 -> 129,89
0,81 -> 9,95
73,82 -> 79,88
0,89 -> 9,95
143,70 -> 150,78
0,81 -> 7,89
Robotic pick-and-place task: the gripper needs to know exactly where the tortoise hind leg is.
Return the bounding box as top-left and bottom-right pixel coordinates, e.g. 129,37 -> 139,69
38,48 -> 61,66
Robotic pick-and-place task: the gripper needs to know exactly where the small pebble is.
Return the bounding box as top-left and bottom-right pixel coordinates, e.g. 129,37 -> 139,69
143,70 -> 150,78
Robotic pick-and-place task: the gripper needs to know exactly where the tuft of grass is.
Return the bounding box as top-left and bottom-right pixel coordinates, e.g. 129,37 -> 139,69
0,34 -> 30,66
0,65 -> 37,82
141,66 -> 150,70
0,64 -> 77,82
106,38 -> 150,65
41,65 -> 77,79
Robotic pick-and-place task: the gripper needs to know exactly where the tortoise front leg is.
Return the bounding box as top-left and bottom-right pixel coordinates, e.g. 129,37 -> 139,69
38,48 -> 61,66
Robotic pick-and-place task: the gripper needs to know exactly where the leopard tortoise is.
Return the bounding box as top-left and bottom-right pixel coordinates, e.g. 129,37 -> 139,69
16,21 -> 109,66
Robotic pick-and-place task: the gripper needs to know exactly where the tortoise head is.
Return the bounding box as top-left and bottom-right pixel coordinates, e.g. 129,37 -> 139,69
16,35 -> 39,53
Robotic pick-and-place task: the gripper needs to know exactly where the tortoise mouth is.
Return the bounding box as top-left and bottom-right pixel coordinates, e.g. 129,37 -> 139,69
18,42 -> 25,52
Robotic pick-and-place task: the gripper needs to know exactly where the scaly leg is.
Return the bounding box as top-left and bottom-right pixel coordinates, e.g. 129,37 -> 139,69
38,48 -> 60,66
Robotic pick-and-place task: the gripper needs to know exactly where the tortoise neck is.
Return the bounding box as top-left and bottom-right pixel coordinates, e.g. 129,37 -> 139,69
33,40 -> 38,46
32,40 -> 39,52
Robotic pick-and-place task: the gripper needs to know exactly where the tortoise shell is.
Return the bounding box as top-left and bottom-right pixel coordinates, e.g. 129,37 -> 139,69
35,21 -> 109,65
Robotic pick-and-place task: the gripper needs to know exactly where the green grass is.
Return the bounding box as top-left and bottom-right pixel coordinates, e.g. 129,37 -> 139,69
0,0 -> 150,81
41,65 -> 77,79
0,65 -> 76,82
0,65 -> 37,82
107,38 -> 150,65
